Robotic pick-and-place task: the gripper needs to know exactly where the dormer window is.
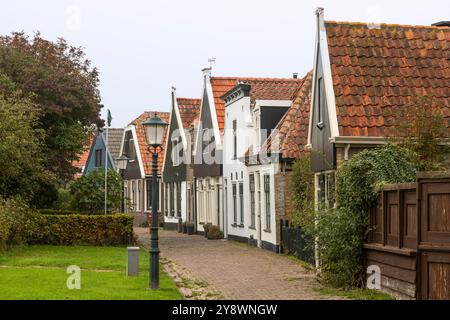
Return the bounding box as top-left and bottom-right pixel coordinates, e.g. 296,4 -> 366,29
95,149 -> 103,167
317,77 -> 324,129
172,136 -> 181,166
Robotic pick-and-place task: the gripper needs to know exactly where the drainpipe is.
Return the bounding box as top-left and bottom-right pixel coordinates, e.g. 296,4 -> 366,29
344,144 -> 351,161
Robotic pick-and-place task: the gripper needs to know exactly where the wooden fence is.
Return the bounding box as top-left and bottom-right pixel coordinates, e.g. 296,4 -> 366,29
365,172 -> 450,300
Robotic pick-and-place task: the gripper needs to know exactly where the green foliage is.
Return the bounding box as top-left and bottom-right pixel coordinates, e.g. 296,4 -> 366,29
290,155 -> 315,230
50,188 -> 73,211
206,225 -> 224,240
392,95 -> 450,170
0,197 -> 39,250
317,145 -> 418,288
336,145 -> 418,215
69,169 -> 123,213
0,94 -> 53,204
0,32 -> 103,182
28,214 -> 135,246
38,209 -> 104,215
315,207 -> 366,287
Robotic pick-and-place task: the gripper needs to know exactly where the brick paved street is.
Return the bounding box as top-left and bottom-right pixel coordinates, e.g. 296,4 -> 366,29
135,228 -> 341,300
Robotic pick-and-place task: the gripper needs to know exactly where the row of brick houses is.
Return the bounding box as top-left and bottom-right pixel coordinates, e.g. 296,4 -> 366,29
76,8 -> 449,254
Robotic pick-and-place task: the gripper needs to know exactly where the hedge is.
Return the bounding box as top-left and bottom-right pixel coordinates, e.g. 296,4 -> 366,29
38,209 -> 105,215
28,214 -> 135,246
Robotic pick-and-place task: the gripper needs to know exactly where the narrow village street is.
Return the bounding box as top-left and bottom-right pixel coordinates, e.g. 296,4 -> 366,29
135,228 -> 341,300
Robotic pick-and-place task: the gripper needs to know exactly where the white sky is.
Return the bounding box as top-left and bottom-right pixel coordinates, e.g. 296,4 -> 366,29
0,0 -> 448,127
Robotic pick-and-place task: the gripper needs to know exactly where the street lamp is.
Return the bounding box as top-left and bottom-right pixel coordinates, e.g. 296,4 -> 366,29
116,155 -> 129,213
142,113 -> 168,290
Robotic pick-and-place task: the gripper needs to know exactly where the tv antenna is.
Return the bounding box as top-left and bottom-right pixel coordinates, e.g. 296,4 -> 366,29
208,57 -> 216,69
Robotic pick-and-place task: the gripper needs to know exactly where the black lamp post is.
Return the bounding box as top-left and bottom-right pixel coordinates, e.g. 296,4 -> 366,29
142,113 -> 168,290
116,155 -> 129,213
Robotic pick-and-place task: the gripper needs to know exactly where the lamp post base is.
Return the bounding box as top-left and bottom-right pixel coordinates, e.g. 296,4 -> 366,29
149,244 -> 160,290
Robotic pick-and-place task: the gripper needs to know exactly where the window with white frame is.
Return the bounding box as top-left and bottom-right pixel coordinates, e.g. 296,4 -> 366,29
146,179 -> 152,212
136,180 -> 141,211
239,182 -> 244,225
131,180 -> 136,211
264,175 -> 271,231
124,182 -> 128,213
232,183 -> 237,225
199,180 -> 205,223
169,182 -> 174,216
249,174 -> 255,228
172,137 -> 181,166
176,182 -> 181,217
164,183 -> 169,216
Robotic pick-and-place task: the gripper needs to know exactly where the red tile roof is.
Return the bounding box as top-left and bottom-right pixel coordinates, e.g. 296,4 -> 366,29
131,111 -> 170,176
72,131 -> 95,178
325,21 -> 450,136
258,71 -> 313,159
243,78 -> 304,104
211,77 -> 304,133
177,98 -> 201,129
210,77 -> 239,133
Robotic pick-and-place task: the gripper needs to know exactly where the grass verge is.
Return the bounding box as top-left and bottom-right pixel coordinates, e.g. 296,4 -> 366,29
0,245 -> 182,300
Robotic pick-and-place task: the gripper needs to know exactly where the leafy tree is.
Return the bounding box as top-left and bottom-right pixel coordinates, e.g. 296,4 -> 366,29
392,95 -> 450,170
0,93 -> 53,203
0,32 -> 103,182
69,170 -> 123,214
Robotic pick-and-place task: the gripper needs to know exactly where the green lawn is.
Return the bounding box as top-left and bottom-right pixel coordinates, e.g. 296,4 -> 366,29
0,245 -> 182,300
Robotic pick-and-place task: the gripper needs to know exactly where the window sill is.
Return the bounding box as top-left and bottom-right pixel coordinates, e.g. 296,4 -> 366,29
238,224 -> 244,228
263,229 -> 271,233
248,226 -> 256,230
231,223 -> 238,228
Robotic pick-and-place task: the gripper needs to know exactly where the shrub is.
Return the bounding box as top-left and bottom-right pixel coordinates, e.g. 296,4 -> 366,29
203,223 -> 212,238
316,145 -> 418,288
0,197 -> 39,250
38,209 -> 105,215
69,169 -> 123,213
28,214 -> 135,246
206,225 -> 224,240
291,155 -> 315,230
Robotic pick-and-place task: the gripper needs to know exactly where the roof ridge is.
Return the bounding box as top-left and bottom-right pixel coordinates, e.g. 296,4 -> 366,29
211,76 -> 304,81
325,20 -> 450,29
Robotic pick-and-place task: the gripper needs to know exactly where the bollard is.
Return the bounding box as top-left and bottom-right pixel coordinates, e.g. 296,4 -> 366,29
127,247 -> 140,276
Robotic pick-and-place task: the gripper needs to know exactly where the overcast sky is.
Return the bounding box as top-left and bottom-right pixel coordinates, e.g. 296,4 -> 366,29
0,0 -> 448,127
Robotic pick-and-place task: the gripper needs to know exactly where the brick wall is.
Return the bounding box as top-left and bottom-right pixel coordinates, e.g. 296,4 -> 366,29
274,171 -> 294,244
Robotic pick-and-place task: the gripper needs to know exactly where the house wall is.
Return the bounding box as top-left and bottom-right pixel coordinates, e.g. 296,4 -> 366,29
196,176 -> 222,233
246,162 -> 280,252
124,177 -> 164,226
223,94 -> 256,241
310,46 -> 335,173
193,83 -> 224,233
163,110 -> 188,182
84,132 -> 115,175
193,90 -> 222,178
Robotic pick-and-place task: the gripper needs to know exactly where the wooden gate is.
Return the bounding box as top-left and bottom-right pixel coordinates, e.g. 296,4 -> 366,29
417,173 -> 450,300
365,172 -> 450,300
